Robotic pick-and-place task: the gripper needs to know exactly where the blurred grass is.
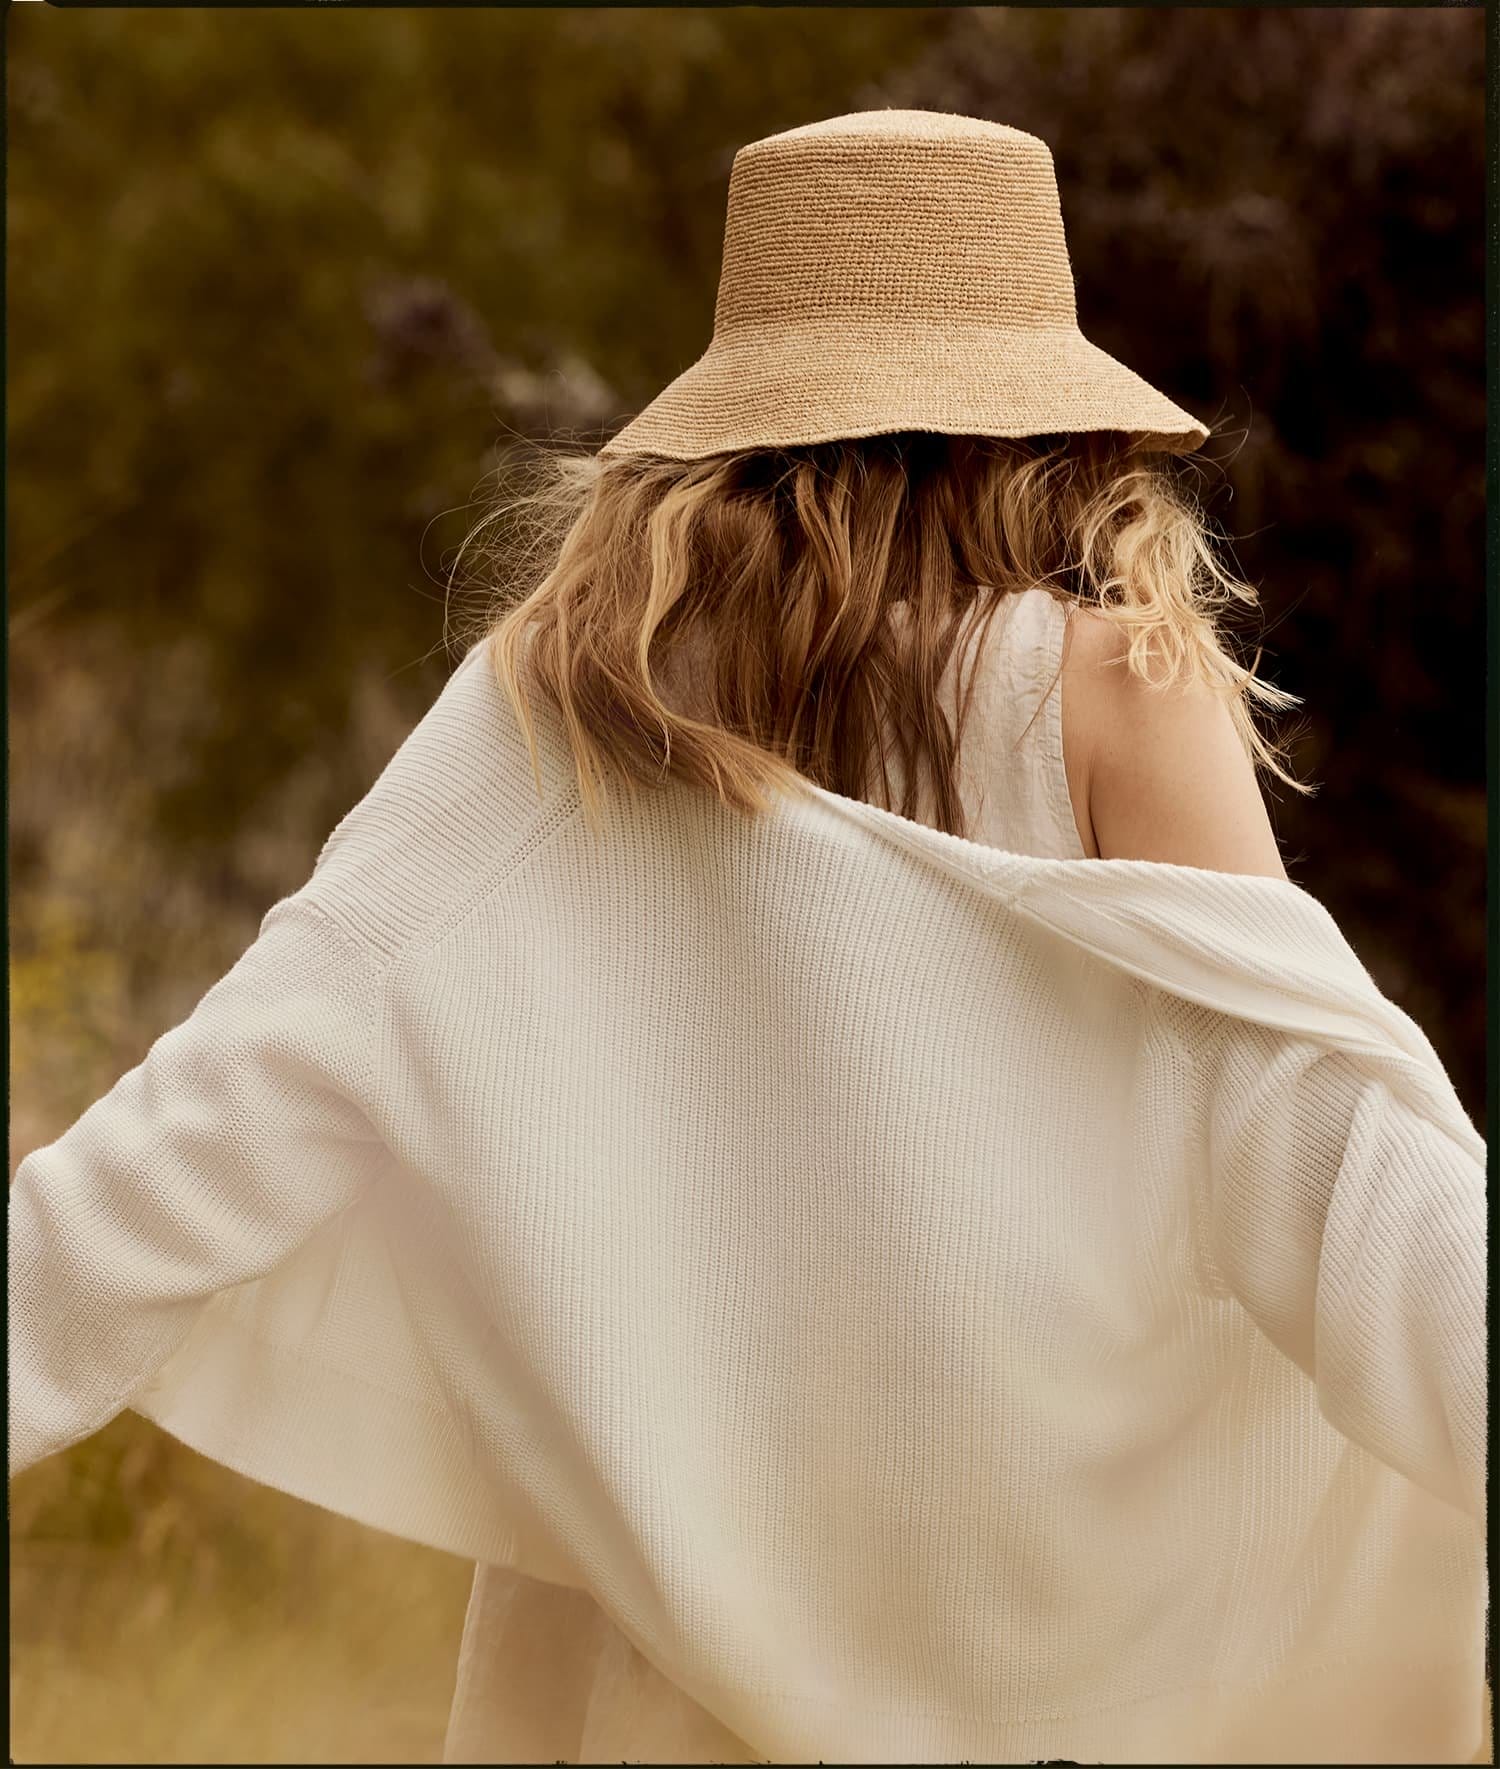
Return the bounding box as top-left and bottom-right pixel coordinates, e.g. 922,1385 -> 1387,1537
8,624 -> 474,1765
10,1418 -> 474,1764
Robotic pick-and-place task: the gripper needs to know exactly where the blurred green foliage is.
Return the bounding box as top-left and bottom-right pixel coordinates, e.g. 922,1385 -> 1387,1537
881,7 -> 1486,1111
8,8 -> 1485,1763
10,6 -> 951,867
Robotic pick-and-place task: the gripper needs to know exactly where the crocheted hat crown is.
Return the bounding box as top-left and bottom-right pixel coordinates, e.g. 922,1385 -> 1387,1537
600,108 -> 1208,462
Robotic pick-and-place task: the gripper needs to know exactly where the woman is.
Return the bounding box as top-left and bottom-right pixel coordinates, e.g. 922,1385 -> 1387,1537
10,110 -> 1487,1765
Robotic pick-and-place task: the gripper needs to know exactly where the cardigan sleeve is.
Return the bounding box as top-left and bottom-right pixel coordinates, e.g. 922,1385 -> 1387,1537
8,889 -> 385,1480
1191,1022 -> 1487,1524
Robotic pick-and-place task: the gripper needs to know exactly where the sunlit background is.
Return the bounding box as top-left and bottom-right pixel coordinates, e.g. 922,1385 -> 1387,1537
9,7 -> 1485,1763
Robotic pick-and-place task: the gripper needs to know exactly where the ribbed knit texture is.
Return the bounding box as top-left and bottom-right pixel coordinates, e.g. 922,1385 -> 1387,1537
445,587 -> 1092,1762
599,109 -> 1210,462
8,629 -> 1487,1764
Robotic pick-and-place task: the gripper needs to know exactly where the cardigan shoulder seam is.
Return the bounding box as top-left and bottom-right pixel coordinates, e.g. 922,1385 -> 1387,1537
397,779 -> 585,971
264,888 -> 388,1126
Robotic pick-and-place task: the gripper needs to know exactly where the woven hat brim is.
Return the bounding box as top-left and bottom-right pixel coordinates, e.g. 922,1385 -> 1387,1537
599,322 -> 1209,462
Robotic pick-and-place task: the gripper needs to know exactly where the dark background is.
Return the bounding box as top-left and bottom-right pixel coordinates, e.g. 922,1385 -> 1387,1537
8,9 -> 1485,1762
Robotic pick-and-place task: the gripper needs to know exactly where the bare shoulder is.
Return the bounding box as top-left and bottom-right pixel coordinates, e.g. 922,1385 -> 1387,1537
1060,605 -> 1288,880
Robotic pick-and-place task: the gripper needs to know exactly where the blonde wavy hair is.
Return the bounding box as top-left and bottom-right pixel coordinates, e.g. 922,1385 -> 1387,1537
459,429 -> 1310,841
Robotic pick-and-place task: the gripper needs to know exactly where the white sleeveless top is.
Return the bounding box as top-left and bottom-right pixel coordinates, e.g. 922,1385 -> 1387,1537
444,584 -> 1088,1763
877,584 -> 1087,861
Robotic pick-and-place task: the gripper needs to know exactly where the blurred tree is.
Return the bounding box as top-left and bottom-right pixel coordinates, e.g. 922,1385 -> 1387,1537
9,6 -> 948,872
884,6 -> 1486,1110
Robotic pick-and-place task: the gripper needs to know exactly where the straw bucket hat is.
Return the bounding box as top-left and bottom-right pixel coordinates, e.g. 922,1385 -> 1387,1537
599,108 -> 1209,462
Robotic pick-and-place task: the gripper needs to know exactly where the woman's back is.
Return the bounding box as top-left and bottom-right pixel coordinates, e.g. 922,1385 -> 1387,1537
425,610 -> 1482,1762
445,587 -> 1090,1762
10,624 -> 1485,1765
439,588 -> 1476,1767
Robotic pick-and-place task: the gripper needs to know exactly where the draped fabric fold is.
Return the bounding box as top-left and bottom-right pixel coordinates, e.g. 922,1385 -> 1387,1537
10,641 -> 1487,1763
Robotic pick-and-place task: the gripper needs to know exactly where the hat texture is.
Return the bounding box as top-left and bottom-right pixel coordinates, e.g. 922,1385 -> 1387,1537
600,109 -> 1209,462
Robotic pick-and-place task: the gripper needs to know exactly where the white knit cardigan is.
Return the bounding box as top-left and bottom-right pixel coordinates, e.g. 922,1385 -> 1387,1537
9,640 -> 1489,1764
